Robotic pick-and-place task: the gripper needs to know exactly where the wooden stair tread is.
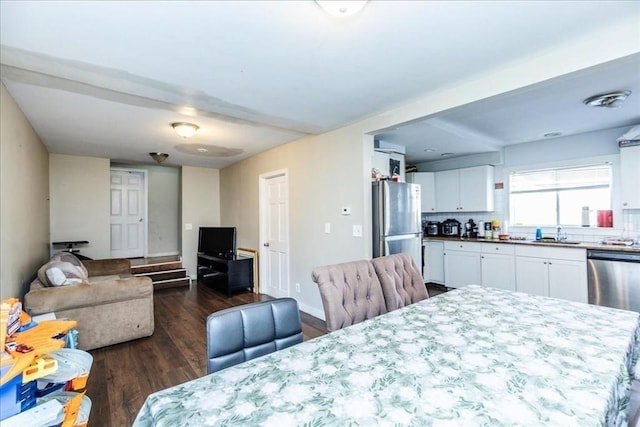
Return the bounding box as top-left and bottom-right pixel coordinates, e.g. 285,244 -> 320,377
131,262 -> 183,274
153,278 -> 190,290
129,256 -> 188,290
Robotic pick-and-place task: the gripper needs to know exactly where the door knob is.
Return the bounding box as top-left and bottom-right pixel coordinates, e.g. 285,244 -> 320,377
138,218 -> 143,222
263,243 -> 270,247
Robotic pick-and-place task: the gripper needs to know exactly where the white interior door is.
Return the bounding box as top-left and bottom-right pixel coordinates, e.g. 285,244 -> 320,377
259,170 -> 289,298
110,169 -> 146,258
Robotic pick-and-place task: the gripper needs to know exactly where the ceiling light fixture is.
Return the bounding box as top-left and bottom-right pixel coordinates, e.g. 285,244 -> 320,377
316,0 -> 368,17
171,122 -> 199,138
149,152 -> 169,164
424,148 -> 437,153
583,91 -> 632,109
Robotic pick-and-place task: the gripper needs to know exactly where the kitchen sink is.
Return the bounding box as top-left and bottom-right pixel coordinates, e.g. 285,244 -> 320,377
529,240 -> 582,245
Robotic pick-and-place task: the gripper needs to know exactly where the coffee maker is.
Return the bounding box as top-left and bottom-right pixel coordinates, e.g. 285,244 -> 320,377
463,219 -> 478,238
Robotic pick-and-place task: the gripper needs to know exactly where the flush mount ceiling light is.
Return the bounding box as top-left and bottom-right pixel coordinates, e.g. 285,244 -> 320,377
583,91 -> 632,109
316,0 -> 368,17
171,122 -> 199,138
149,152 -> 169,164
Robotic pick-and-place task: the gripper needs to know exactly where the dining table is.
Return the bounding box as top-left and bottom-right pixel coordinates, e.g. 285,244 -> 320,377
134,285 -> 640,426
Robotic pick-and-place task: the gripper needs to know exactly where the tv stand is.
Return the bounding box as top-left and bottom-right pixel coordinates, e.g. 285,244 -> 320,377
197,253 -> 254,297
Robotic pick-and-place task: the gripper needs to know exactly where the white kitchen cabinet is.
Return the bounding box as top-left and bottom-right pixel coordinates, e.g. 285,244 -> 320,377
424,240 -> 445,284
434,165 -> 494,213
407,172 -> 436,213
480,243 -> 516,291
514,245 -> 587,303
372,150 -> 405,182
548,259 -> 588,302
372,150 -> 389,178
620,145 -> 640,209
515,256 -> 549,297
443,241 -> 482,288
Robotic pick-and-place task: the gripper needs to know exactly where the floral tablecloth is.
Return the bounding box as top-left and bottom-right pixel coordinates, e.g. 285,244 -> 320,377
134,285 -> 640,426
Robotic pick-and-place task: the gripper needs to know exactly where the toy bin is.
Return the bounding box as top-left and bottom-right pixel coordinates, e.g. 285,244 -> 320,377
1,373 -> 37,421
36,349 -> 93,397
0,372 -> 23,420
36,391 -> 92,427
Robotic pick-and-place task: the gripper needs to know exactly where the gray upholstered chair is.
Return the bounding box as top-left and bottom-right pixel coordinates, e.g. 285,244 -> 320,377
371,253 -> 429,312
206,298 -> 303,374
311,259 -> 387,332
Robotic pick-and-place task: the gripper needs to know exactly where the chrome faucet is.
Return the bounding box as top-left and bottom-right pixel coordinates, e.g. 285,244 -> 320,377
556,225 -> 566,241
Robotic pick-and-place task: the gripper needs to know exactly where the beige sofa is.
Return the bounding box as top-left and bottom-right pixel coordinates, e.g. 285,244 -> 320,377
24,257 -> 154,350
312,253 -> 428,332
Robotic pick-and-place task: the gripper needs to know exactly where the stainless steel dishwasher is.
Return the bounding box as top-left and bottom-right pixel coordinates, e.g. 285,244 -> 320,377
587,249 -> 640,312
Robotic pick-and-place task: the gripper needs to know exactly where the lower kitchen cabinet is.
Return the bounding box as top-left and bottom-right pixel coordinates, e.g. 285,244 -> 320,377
427,239 -> 588,304
444,241 -> 481,288
515,256 -> 549,297
424,241 -> 445,284
514,246 -> 587,303
481,243 -> 516,291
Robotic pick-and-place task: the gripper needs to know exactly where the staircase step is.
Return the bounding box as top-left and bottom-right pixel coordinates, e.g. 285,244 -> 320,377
152,277 -> 191,290
131,261 -> 183,274
134,269 -> 188,282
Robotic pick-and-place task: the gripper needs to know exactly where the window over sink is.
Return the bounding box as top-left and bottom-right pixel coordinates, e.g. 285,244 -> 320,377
509,164 -> 611,227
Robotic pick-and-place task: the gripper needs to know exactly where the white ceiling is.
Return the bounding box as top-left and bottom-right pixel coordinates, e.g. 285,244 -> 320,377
1,1 -> 639,168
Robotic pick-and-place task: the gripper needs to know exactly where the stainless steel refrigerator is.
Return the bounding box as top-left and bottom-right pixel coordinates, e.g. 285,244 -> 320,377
372,181 -> 422,269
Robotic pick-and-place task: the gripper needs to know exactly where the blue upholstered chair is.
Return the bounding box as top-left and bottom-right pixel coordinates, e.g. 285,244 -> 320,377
206,298 -> 303,374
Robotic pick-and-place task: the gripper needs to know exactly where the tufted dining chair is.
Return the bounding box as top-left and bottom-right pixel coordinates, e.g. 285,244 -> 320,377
371,253 -> 429,312
206,298 -> 303,374
311,259 -> 387,332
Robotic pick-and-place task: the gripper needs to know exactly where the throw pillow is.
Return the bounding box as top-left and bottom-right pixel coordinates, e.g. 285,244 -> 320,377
50,252 -> 88,277
38,260 -> 88,287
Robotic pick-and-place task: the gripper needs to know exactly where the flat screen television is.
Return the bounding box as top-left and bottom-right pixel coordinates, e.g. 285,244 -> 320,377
198,227 -> 236,258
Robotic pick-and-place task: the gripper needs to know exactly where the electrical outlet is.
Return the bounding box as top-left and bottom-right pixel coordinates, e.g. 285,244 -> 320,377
353,224 -> 362,237
295,283 -> 301,292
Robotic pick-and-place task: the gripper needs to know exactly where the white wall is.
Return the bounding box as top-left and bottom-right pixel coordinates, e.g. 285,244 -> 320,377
49,154 -> 111,259
221,129 -> 373,318
181,166 -> 220,278
0,83 -> 50,299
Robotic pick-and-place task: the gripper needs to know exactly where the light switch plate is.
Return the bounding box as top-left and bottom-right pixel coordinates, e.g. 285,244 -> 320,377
185,223 -> 193,230
324,222 -> 331,234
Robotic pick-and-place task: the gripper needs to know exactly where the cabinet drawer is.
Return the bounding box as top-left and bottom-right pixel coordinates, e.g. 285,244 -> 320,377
444,241 -> 482,252
515,245 -> 586,261
481,243 -> 515,255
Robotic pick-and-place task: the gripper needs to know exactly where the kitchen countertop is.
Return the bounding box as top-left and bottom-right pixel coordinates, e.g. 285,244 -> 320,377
423,236 -> 640,253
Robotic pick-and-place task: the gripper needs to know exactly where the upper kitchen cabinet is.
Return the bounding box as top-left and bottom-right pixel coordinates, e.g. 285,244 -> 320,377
434,165 -> 494,212
620,145 -> 640,209
372,150 -> 405,182
406,172 -> 436,212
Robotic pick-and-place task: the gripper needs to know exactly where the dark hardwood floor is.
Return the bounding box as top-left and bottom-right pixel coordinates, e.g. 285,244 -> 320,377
85,281 -> 327,427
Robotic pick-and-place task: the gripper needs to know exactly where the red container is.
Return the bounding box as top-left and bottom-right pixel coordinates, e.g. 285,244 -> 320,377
597,210 -> 613,228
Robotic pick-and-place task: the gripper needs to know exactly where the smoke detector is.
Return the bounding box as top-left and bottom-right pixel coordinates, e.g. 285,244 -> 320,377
583,91 -> 632,109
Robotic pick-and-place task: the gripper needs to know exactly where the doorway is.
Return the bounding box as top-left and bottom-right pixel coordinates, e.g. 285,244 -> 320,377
259,169 -> 290,298
110,168 -> 147,258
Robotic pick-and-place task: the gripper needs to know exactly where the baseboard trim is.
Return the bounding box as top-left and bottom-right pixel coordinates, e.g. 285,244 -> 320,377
146,251 -> 181,258
297,301 -> 325,321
